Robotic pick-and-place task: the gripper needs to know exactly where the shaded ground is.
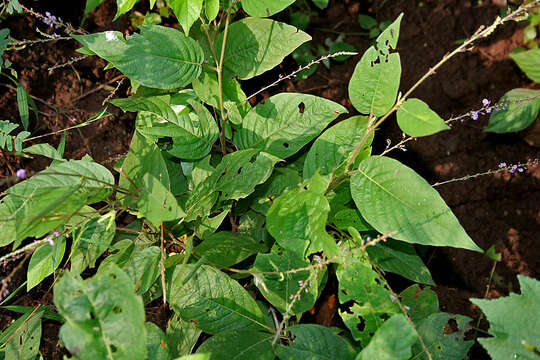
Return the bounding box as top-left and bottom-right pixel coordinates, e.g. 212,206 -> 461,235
0,0 -> 538,359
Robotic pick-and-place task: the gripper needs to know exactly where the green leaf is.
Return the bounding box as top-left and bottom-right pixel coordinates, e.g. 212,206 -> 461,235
350,156 -> 482,252
252,251 -> 318,315
119,131 -> 171,207
168,264 -> 272,334
115,0 -> 138,20
54,264 -> 147,360
510,48 -> 540,82
267,174 -> 338,258
356,314 -> 418,360
84,0 -> 104,17
276,324 -> 356,360
194,209 -> 229,239
242,0 -> 295,17
358,14 -> 377,30
23,143 -> 63,160
16,83 -> 29,130
5,311 -> 42,360
235,93 -> 347,159
73,25 -> 204,89
484,88 -> 540,133
195,231 -> 266,267
125,246 -> 161,295
331,208 -> 373,231
367,240 -> 434,285
311,0 -> 329,9
349,14 -> 403,116
168,0 -> 203,36
304,115 -> 372,180
167,313 -> 202,357
396,98 -> 450,137
70,211 -> 116,275
411,313 -> 473,360
217,18 -> 310,79
27,236 -> 66,291
137,173 -> 186,226
400,285 -> 439,323
197,330 -> 275,360
336,248 -> 400,345
471,275 -> 540,360
205,0 -> 219,21
248,167 -> 302,215
146,322 -> 170,360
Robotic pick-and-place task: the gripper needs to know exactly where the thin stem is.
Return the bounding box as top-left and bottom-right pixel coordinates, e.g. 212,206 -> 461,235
217,2 -> 232,155
160,222 -> 167,305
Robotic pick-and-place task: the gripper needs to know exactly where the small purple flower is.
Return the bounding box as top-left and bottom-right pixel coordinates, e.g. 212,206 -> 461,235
16,169 -> 26,179
471,111 -> 479,121
53,231 -> 60,237
509,165 -> 518,174
289,294 -> 294,300
305,288 -> 309,293
498,162 -> 507,168
314,255 -> 322,264
482,98 -> 491,106
517,167 -> 524,173
308,280 -> 312,287
298,280 -> 304,287
42,11 -> 60,29
46,237 -> 55,246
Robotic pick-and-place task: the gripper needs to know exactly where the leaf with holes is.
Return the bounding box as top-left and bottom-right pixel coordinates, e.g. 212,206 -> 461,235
252,251 -> 318,314
349,14 -> 403,116
195,231 -> 266,267
137,173 -> 186,226
366,239 -> 434,285
146,322 -> 169,360
471,275 -> 540,360
168,264 -> 273,334
356,314 -> 418,360
73,25 -> 204,89
196,330 -> 275,360
304,115 -> 372,180
410,313 -> 473,360
235,93 -> 347,159
400,285 -> 439,323
166,314 -> 202,357
216,18 -> 310,79
336,247 -> 400,346
54,264 -> 147,360
397,98 -> 450,137
242,0 -> 295,17
248,167 -> 302,215
275,324 -> 356,360
5,311 -> 42,360
484,88 -> 540,133
266,174 -> 339,258
350,156 -> 482,252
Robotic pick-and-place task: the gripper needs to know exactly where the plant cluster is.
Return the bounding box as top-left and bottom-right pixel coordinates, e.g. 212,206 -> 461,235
1,1 -> 540,359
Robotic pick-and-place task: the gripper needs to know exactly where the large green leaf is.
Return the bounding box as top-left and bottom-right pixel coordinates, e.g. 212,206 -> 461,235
168,264 -> 272,334
510,49 -> 540,82
54,264 -> 147,360
137,173 -> 186,226
0,160 -> 114,247
303,116 -> 372,180
484,88 -> 540,133
168,0 -> 203,36
367,240 -> 434,285
125,246 -> 161,295
400,285 -> 439,323
336,247 -> 400,346
411,313 -> 473,360
73,25 -> 204,89
396,98 -> 450,137
194,231 -> 266,267
234,93 -> 347,159
5,311 -> 42,360
248,167 -> 301,215
119,131 -> 171,207
348,14 -> 403,116
196,330 -> 275,360
27,236 -> 66,291
114,0 -> 138,20
166,314 -> 202,357
275,324 -> 356,360
70,211 -> 116,275
252,251 -> 318,314
216,18 -> 310,79
242,0 -> 295,17
145,322 -> 169,360
471,275 -> 540,360
350,156 -> 482,252
266,174 -> 339,258
356,314 -> 418,360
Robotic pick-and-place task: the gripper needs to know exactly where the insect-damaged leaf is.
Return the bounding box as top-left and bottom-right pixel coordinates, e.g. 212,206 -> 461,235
349,14 -> 403,117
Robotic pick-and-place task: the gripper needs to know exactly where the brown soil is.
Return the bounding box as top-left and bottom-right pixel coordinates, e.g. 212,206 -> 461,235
0,0 -> 538,359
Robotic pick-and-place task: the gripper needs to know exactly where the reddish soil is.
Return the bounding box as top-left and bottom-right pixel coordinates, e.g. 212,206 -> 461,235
0,0 -> 538,359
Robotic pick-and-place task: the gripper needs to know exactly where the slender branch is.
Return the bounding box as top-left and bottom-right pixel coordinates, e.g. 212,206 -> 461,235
217,2 -> 232,155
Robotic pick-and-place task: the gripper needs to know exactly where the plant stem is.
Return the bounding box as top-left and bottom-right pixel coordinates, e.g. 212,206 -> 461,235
217,2 -> 232,155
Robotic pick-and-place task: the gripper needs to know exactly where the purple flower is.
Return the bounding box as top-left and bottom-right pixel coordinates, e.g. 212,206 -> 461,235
498,162 -> 507,168
314,255 -> 322,264
42,11 -> 60,29
471,111 -> 479,121
482,98 -> 491,106
46,237 -> 55,246
486,107 -> 492,114
298,280 -> 304,287
509,165 -> 518,174
16,169 -> 26,179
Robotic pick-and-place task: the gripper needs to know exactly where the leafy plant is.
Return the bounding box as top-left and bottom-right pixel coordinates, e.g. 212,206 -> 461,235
1,1 -> 539,359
